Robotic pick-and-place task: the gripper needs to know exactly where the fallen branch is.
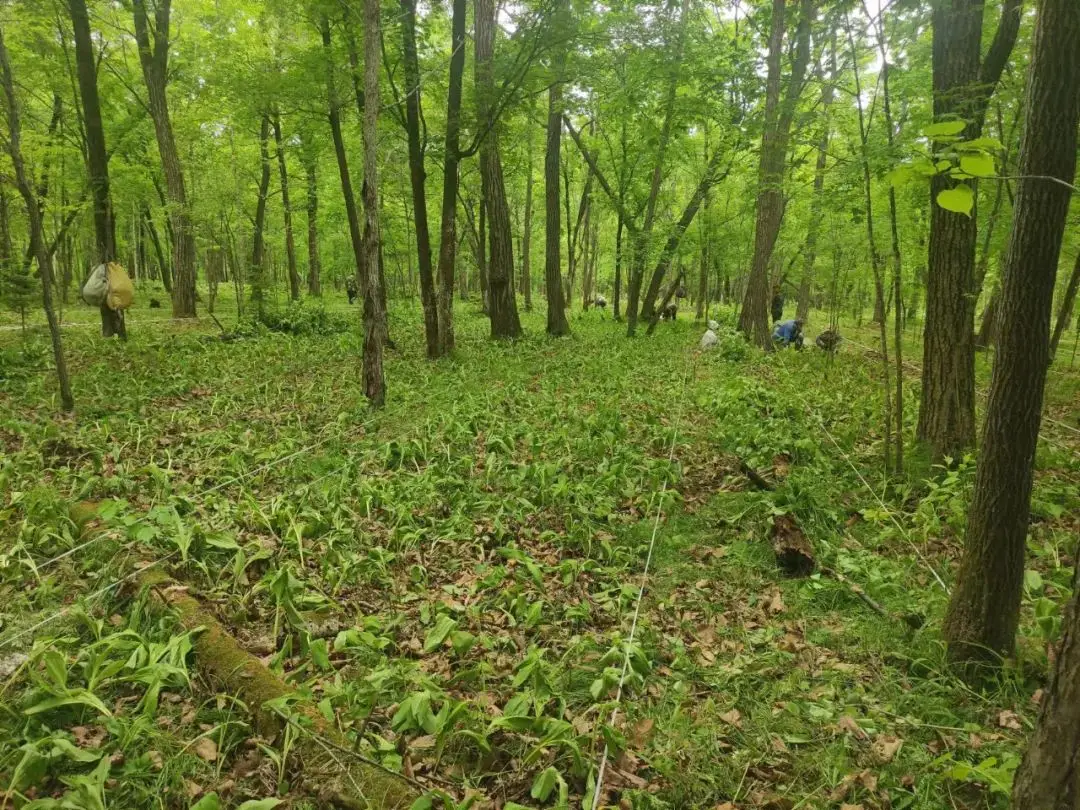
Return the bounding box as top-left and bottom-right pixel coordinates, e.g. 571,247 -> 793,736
738,459 -> 775,491
820,565 -> 924,630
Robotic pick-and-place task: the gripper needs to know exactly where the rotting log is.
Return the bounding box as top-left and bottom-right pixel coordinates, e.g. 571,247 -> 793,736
771,514 -> 815,577
70,502 -> 417,809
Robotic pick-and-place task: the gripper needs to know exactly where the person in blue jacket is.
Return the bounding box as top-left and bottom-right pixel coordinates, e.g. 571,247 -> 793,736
772,318 -> 804,349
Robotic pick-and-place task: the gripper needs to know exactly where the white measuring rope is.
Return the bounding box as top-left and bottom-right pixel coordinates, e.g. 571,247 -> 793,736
590,350 -> 697,810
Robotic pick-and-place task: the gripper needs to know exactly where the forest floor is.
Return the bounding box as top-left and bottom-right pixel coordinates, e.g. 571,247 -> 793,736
1,291 -> 1078,810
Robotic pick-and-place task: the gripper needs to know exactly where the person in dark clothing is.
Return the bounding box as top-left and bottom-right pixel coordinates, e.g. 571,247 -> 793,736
771,284 -> 784,323
815,327 -> 841,353
346,278 -> 358,305
661,303 -> 678,321
772,318 -> 804,349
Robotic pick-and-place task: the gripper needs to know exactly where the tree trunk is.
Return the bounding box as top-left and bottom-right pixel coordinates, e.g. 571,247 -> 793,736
521,120 -> 534,312
544,79 -> 571,336
271,112 -> 301,301
695,135 -> 709,322
132,0 -> 196,319
943,0 -> 1079,676
304,151 -> 321,296
474,0 -> 522,339
477,196 -> 489,310
919,0 -> 1021,463
1049,252 -> 1080,360
251,114 -> 272,318
434,0 -> 466,355
613,213 -> 624,322
399,0 -> 439,357
361,0 -> 387,405
0,28 -> 73,411
737,0 -> 814,349
143,203 -> 171,293
69,0 -> 127,338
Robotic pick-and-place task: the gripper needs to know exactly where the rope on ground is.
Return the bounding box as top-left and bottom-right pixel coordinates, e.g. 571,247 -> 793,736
590,349 -> 698,810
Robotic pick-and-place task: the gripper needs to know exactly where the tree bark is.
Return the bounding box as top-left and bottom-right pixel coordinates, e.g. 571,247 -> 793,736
303,149 -> 321,296
251,114 -> 272,318
475,0 -> 522,339
132,0 -> 196,319
0,27 -> 73,411
143,203 -> 170,293
1049,252 -> 1080,360
521,117 -> 535,312
271,112 -> 301,301
361,0 -> 387,405
434,0 -> 466,355
943,0 -> 1079,675
400,0 -> 439,358
737,0 -> 814,349
919,0 -> 1022,463
613,214 -> 624,322
545,77 -> 570,337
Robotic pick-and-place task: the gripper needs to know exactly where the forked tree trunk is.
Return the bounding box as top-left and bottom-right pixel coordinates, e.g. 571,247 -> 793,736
737,0 -> 814,348
132,0 -> 196,319
475,0 -> 522,339
361,0 -> 387,405
304,150 -> 321,295
251,114 -> 272,318
0,28 -> 73,411
943,0 -> 1079,677
400,0 -> 439,357
271,112 -> 301,301
919,0 -> 1021,463
544,75 -> 570,336
434,0 -> 466,355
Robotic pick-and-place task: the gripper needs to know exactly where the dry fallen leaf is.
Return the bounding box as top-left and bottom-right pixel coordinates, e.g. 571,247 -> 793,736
767,591 -> 786,614
148,750 -> 164,771
998,710 -> 1022,730
713,804 -> 736,810
871,734 -> 902,764
720,709 -> 743,729
836,716 -> 869,741
193,737 -> 218,762
630,717 -> 655,747
411,735 -> 436,750
840,804 -> 865,810
185,781 -> 204,799
828,773 -> 856,802
857,770 -> 878,791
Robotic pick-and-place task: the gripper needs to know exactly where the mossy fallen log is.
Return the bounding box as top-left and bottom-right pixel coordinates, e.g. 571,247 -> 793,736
70,502 -> 417,809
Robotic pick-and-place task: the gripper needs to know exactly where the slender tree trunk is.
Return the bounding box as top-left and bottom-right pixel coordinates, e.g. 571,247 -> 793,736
943,0 -> 1079,676
304,151 -> 321,296
251,114 -> 272,318
0,28 -> 73,411
400,0 -> 439,357
132,0 -> 196,319
477,197 -> 489,309
434,0 -> 466,355
361,0 -> 387,405
474,0 -> 522,339
613,214 -> 624,322
144,204 -> 171,293
738,0 -> 814,348
521,119 -> 534,312
919,0 -> 1022,463
1049,252 -> 1080,359
271,112 -> 301,301
696,130 -> 710,321
545,77 -> 570,336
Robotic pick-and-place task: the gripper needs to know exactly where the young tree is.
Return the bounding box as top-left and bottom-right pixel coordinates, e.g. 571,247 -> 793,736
303,144 -> 321,296
1049,252 -> 1080,359
942,0 -> 1079,675
521,117 -> 535,312
361,0 -> 387,405
271,112 -> 301,301
251,114 -> 272,318
474,0 -> 523,339
917,0 -> 1021,462
68,0 -> 125,339
737,0 -> 814,349
132,0 -> 197,318
0,27 -> 73,411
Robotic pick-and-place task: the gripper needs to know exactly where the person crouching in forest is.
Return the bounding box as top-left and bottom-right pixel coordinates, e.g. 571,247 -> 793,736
772,318 -> 804,349
815,327 -> 841,353
346,278 -> 358,305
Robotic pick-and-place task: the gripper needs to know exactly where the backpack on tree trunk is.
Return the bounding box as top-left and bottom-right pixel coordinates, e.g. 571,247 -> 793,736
82,262 -> 135,310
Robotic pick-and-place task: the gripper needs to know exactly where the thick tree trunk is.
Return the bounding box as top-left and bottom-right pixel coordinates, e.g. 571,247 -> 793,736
545,80 -> 570,336
400,0 -> 439,357
132,0 -> 196,319
251,115 -> 272,318
943,0 -> 1079,675
361,0 -> 387,405
474,0 -> 522,339
1049,252 -> 1080,360
271,112 -> 301,301
738,0 -> 814,349
434,0 -> 466,355
0,28 -> 73,411
919,0 -> 1021,462
304,153 -> 321,296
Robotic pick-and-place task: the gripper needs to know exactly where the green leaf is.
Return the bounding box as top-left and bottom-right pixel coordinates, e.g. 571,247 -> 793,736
423,614 -> 458,653
924,120 -> 967,138
408,797 -> 434,810
936,184 -> 975,216
189,794 -> 223,810
531,766 -> 560,801
959,154 -> 996,177
450,630 -> 476,656
48,738 -> 102,763
955,136 -> 1004,152
1024,570 -> 1045,592
309,638 -> 331,671
236,800 -> 283,810
25,690 -> 112,718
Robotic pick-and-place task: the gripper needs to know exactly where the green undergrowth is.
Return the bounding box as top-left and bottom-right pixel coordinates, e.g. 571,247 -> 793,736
1,301 -> 1077,809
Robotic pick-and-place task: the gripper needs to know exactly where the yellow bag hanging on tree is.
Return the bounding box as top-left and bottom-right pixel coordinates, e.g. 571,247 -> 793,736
105,262 -> 134,311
